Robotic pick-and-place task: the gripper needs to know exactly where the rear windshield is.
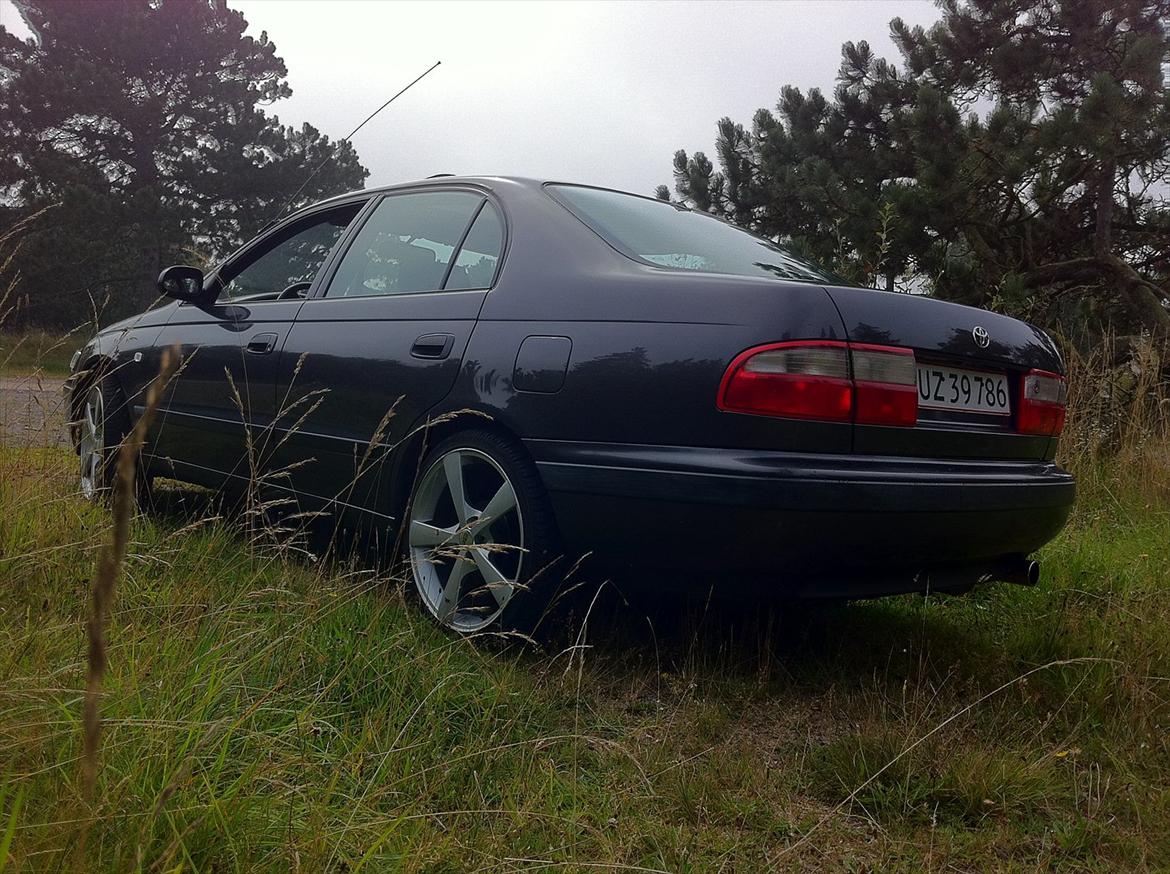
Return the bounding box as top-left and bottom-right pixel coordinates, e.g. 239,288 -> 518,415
548,184 -> 838,284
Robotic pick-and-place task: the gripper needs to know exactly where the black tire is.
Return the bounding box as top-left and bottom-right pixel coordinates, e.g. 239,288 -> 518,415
403,428 -> 562,636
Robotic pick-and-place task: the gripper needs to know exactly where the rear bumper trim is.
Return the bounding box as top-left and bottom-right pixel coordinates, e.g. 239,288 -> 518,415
524,439 -> 1074,581
526,439 -> 1075,513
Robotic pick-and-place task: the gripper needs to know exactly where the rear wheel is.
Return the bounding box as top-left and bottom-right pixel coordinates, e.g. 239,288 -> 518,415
406,430 -> 560,634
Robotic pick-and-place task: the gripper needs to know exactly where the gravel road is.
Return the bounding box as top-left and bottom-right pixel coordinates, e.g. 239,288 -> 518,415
0,375 -> 69,447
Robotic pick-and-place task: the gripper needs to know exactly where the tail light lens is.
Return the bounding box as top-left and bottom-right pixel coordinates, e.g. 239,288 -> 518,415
1018,369 -> 1067,436
717,341 -> 852,421
717,341 -> 917,426
851,344 -> 917,427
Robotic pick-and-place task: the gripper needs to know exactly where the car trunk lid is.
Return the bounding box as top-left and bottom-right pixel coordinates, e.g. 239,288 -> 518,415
823,285 -> 1063,460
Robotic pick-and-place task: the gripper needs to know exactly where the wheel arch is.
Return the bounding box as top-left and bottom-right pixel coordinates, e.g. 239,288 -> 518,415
387,407 -> 533,520
67,354 -> 116,443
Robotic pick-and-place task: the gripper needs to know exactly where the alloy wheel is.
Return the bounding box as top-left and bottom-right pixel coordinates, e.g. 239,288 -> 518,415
408,447 -> 525,633
78,384 -> 105,500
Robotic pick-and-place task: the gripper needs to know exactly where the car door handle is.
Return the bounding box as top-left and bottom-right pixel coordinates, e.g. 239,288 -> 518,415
246,333 -> 278,355
410,333 -> 455,360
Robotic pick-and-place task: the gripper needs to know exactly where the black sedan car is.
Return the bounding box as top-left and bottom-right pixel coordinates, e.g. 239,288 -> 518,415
68,176 -> 1075,633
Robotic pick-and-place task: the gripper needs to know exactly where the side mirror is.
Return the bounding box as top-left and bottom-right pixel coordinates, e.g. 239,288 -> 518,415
157,265 -> 206,302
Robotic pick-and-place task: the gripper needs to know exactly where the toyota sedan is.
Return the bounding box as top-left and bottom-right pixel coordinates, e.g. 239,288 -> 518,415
67,176 -> 1076,634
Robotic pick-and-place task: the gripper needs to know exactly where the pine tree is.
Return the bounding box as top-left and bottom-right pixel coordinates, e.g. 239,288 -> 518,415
662,0 -> 1170,338
893,0 -> 1170,333
0,0 -> 368,327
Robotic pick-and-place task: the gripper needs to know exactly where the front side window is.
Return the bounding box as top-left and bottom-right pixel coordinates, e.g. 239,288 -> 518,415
548,184 -> 838,284
219,207 -> 360,301
326,191 -> 487,297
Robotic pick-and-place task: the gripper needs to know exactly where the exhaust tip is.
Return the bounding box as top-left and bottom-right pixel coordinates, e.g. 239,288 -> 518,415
996,557 -> 1041,587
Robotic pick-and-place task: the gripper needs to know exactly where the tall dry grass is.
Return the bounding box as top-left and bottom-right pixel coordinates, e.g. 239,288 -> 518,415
75,347 -> 176,872
2,204 -> 1169,869
1061,334 -> 1170,500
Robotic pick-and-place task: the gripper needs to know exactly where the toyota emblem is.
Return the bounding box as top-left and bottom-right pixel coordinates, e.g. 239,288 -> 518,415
972,326 -> 991,348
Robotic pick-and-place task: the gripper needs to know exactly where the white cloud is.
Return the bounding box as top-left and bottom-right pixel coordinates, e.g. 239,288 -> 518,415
233,0 -> 941,195
1,0 -> 942,196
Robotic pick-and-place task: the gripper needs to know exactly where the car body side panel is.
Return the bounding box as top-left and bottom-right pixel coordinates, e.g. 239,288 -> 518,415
66,304 -> 174,444
454,314 -> 853,452
270,290 -> 487,513
147,299 -> 304,488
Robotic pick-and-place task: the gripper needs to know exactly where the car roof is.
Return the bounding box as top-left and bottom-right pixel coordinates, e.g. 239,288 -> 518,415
310,175 -> 549,208
245,176 -> 628,271
263,175 -> 667,255
259,176 -> 557,238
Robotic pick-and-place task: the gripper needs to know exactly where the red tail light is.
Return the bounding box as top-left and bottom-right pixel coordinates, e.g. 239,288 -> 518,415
717,341 -> 917,426
717,341 -> 852,421
1018,369 -> 1067,436
850,344 -> 918,427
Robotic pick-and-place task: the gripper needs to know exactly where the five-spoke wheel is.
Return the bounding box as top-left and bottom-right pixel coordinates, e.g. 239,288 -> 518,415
78,383 -> 106,500
409,446 -> 524,632
407,431 -> 558,634
74,373 -> 142,504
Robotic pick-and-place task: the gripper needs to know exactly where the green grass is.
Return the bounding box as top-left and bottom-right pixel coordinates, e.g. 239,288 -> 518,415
1,445 -> 1169,871
0,331 -> 80,377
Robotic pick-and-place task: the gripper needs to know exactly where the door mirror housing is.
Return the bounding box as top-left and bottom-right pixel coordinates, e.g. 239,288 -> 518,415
158,265 -> 207,302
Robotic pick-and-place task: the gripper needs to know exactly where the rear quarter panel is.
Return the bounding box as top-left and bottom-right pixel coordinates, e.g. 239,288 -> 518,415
442,182 -> 852,452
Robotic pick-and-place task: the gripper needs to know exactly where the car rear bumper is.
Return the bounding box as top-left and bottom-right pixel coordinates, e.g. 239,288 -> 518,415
526,440 -> 1075,596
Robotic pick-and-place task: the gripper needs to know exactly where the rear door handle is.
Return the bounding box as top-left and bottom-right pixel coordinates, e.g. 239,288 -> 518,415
410,333 -> 455,360
246,332 -> 278,355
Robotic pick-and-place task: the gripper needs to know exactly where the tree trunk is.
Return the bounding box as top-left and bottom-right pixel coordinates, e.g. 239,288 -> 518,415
1116,274 -> 1170,337
131,139 -> 162,315
1093,159 -> 1116,259
1019,254 -> 1170,337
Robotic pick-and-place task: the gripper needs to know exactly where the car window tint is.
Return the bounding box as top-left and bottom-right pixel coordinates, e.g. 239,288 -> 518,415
444,203 -> 503,290
220,209 -> 357,301
326,191 -> 484,297
549,184 -> 839,284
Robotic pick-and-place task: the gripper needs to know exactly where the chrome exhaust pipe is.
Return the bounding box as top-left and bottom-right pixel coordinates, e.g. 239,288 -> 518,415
998,557 -> 1040,587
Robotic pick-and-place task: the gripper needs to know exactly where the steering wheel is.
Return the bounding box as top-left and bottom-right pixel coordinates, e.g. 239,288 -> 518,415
278,280 -> 312,300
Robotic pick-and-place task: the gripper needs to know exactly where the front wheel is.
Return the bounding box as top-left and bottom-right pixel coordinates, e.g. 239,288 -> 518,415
77,382 -> 109,500
76,374 -> 150,505
405,430 -> 560,634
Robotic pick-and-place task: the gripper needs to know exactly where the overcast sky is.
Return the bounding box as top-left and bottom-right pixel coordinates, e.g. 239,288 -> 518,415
2,0 -> 942,196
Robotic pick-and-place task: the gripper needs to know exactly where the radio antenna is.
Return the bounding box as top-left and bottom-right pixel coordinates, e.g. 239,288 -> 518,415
268,59 -> 442,225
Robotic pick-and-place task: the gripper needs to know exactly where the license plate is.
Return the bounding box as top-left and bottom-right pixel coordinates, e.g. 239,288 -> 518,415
916,364 -> 1010,415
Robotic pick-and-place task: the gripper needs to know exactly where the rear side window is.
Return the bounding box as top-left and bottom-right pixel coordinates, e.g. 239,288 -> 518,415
548,184 -> 837,284
445,203 -> 504,291
326,191 -> 484,297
